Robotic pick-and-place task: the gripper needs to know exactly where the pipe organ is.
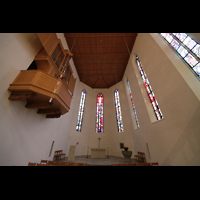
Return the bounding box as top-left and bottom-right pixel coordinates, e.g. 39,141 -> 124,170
8,33 -> 76,118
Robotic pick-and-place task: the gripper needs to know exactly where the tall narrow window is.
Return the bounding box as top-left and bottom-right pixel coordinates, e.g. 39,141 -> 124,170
96,93 -> 104,133
126,79 -> 140,129
136,55 -> 164,121
114,90 -> 124,132
76,89 -> 86,132
159,33 -> 200,79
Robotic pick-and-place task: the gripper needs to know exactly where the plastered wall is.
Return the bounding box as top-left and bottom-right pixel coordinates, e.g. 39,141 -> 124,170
0,33 -> 79,165
65,80 -> 135,158
123,33 -> 200,165
1,33 -> 200,165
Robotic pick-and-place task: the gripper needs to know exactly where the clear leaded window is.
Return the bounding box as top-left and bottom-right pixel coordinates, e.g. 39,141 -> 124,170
159,33 -> 200,79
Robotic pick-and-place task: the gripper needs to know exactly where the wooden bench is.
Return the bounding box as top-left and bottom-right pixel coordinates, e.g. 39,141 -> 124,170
151,162 -> 159,166
128,163 -> 136,166
111,164 -> 127,166
78,163 -> 87,166
53,150 -> 66,161
70,162 -> 79,166
40,160 -> 48,164
28,162 -> 36,166
144,163 -> 151,166
36,163 -> 45,166
134,151 -> 146,162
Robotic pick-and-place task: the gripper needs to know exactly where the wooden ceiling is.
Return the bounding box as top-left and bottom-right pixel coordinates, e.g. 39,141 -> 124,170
64,33 -> 137,88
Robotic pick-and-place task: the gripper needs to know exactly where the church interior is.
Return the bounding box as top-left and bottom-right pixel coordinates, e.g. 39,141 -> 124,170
1,33 -> 200,166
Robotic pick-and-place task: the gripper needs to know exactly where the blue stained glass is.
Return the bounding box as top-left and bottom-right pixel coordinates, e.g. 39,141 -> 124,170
170,39 -> 180,50
175,33 -> 187,42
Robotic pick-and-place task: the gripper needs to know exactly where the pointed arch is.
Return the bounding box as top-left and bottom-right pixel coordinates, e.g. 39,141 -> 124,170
76,89 -> 86,132
96,93 -> 104,133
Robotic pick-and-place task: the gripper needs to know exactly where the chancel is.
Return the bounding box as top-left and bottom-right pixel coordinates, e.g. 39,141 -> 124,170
1,33 -> 200,166
91,137 -> 106,159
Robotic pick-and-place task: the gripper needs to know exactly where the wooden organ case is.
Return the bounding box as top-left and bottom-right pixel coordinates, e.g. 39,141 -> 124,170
8,33 -> 76,118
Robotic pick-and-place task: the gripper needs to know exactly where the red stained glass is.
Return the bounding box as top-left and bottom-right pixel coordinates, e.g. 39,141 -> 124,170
96,93 -> 104,133
136,55 -> 163,121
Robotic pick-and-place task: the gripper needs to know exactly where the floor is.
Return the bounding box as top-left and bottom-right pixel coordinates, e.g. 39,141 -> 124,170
61,155 -> 141,166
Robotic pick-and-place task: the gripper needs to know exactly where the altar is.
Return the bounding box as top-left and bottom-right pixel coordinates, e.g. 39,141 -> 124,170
91,148 -> 106,159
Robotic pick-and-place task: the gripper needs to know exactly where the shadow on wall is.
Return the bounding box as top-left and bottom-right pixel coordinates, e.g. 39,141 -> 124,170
162,104 -> 200,166
14,33 -> 42,54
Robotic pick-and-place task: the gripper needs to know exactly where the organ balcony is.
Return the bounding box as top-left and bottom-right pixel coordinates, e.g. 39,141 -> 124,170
8,33 -> 76,118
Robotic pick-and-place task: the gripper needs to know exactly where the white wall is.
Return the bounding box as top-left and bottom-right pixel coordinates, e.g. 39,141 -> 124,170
123,33 -> 200,166
1,33 -> 200,166
65,80 -> 135,158
0,33 -> 80,165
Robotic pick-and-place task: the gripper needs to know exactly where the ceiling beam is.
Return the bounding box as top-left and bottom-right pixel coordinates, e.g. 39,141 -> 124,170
78,74 -> 123,76
65,33 -> 137,38
73,53 -> 129,57
102,77 -> 109,87
74,63 -> 126,65
72,44 -> 133,48
75,66 -> 125,69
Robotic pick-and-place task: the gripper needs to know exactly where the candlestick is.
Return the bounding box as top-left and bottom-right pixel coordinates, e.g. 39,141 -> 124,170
107,146 -> 109,159
98,137 -> 101,148
86,146 -> 89,158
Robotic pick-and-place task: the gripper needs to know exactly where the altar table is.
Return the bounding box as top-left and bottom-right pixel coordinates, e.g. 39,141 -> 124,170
91,148 -> 106,158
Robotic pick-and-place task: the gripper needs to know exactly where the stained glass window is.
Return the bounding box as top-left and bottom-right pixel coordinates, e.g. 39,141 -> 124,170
76,89 -> 86,132
126,79 -> 140,128
183,36 -> 197,50
193,63 -> 200,76
174,33 -> 187,42
170,39 -> 180,50
177,45 -> 188,58
184,53 -> 198,67
96,93 -> 104,133
160,33 -> 168,38
192,44 -> 200,58
136,55 -> 163,121
114,90 -> 124,132
159,33 -> 200,79
165,33 -> 173,43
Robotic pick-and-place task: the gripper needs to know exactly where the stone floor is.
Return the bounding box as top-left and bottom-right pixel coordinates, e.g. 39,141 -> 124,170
61,155 -> 142,166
